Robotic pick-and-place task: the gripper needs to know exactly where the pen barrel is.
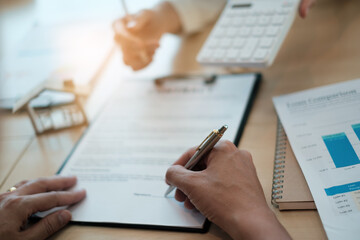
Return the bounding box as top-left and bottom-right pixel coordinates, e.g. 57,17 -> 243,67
184,134 -> 222,170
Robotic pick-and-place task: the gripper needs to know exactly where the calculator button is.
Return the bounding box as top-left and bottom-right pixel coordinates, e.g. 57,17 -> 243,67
259,16 -> 271,26
207,39 -> 219,48
225,49 -> 240,61
266,26 -> 279,36
201,50 -> 214,60
213,49 -> 226,60
277,9 -> 290,15
260,37 -> 274,48
242,38 -> 259,59
239,10 -> 250,17
247,38 -> 259,48
253,10 -> 263,16
240,48 -> 254,60
219,39 -> 233,48
239,27 -> 251,37
219,19 -> 230,27
233,38 -> 246,48
264,9 -> 276,16
226,27 -> 238,37
233,17 -> 244,27
272,16 -> 285,25
253,49 -> 268,60
213,28 -> 227,38
252,27 -> 265,37
282,1 -> 294,8
245,16 -> 258,26
226,11 -> 236,18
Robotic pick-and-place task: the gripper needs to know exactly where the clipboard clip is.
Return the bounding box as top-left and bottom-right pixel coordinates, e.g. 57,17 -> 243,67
154,74 -> 217,86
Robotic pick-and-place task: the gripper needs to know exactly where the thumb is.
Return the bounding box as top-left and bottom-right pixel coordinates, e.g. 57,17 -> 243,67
26,210 -> 71,240
126,10 -> 152,32
165,165 -> 199,196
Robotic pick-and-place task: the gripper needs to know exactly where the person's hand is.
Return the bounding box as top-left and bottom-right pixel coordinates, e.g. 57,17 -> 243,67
113,10 -> 161,71
165,140 -> 291,240
299,0 -> 317,18
113,2 -> 181,71
0,176 -> 86,240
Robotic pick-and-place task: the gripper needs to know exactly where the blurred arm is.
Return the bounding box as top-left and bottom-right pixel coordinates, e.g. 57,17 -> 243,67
167,0 -> 227,35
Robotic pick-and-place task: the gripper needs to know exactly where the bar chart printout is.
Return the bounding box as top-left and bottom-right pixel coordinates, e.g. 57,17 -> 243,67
273,78 -> 360,239
322,133 -> 360,168
352,124 -> 360,141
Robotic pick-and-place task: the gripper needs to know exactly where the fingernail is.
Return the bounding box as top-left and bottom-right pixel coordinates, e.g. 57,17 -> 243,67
80,189 -> 87,198
58,210 -> 71,225
76,188 -> 86,194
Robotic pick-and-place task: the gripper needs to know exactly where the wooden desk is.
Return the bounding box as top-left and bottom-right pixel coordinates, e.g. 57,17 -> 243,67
1,0 -> 360,239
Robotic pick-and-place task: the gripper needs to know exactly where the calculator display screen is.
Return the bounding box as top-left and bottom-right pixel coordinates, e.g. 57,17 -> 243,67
231,3 -> 252,8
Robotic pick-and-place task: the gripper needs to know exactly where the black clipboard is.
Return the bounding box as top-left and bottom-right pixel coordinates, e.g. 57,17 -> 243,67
55,73 -> 262,233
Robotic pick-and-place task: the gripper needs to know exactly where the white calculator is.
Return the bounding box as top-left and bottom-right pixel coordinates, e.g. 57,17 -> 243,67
197,0 -> 300,68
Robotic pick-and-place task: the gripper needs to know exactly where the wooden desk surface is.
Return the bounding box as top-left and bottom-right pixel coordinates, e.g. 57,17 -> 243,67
1,0 -> 360,239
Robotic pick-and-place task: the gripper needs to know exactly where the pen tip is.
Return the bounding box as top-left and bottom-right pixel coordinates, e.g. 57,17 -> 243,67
219,125 -> 228,134
164,186 -> 175,197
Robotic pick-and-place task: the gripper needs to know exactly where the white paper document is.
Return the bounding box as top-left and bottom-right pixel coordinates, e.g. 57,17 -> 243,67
273,79 -> 360,239
58,74 -> 258,230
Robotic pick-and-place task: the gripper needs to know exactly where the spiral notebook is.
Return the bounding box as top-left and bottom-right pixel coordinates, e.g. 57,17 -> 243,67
271,120 -> 316,210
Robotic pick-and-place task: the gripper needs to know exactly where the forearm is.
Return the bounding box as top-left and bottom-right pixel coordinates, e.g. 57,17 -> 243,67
153,2 -> 182,34
226,207 -> 292,240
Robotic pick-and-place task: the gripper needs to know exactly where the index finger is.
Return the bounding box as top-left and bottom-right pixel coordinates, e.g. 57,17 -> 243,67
165,147 -> 196,186
23,189 -> 86,216
16,176 -> 78,195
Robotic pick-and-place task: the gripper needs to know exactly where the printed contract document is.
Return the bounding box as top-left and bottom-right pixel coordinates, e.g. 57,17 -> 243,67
58,74 -> 259,231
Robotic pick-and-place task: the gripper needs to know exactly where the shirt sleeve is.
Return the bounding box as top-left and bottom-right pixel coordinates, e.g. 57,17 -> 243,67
166,0 -> 227,35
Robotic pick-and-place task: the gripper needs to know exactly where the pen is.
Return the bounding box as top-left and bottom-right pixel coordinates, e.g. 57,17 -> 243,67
164,125 -> 228,197
120,0 -> 149,63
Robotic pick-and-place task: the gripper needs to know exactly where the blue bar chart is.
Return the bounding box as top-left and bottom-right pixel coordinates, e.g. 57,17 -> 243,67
352,124 -> 360,141
325,181 -> 360,196
323,133 -> 360,168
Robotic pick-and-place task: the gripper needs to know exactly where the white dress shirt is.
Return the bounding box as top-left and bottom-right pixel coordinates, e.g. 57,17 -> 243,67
167,0 -> 227,34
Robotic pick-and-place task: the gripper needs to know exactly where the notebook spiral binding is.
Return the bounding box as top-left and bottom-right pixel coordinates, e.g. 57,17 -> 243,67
271,119 -> 287,208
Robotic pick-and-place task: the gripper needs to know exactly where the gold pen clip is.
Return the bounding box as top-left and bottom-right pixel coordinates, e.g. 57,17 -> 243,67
197,129 -> 219,150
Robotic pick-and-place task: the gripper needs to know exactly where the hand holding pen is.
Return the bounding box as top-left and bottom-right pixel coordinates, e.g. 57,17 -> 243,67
165,139 -> 291,240
165,125 -> 228,197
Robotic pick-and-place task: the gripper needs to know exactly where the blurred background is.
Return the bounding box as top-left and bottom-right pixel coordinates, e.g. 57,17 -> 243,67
0,0 -> 189,117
